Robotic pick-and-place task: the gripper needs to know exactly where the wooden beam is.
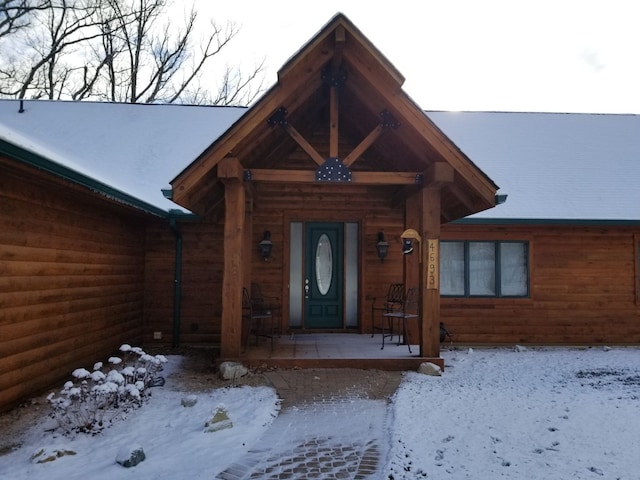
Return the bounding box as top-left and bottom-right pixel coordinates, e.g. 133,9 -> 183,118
345,54 -> 497,206
217,157 -> 243,180
282,122 -> 325,166
246,168 -> 422,185
388,159 -> 452,208
326,34 -> 344,158
424,162 -> 454,186
329,85 -> 339,158
342,124 -> 384,167
246,169 -> 313,183
278,16 -> 404,88
277,19 -> 341,83
243,197 -> 253,297
333,25 -> 346,65
220,179 -> 245,358
354,171 -> 420,185
420,187 -> 441,358
329,27 -> 345,159
171,71 -> 325,207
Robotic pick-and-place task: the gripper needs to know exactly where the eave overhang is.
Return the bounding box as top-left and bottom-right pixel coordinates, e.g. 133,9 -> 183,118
1,139 -> 172,218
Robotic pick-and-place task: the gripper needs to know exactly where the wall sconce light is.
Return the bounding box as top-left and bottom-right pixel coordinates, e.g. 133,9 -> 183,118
401,228 -> 422,257
258,230 -> 272,261
402,238 -> 414,255
376,231 -> 389,263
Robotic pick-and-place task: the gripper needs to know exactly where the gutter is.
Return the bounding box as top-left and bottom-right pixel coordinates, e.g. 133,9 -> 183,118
453,217 -> 640,227
169,217 -> 183,348
0,139 -> 170,218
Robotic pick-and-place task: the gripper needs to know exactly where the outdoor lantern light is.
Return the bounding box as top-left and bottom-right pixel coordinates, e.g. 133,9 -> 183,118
258,230 -> 272,261
402,238 -> 414,255
401,228 -> 422,257
376,231 -> 389,262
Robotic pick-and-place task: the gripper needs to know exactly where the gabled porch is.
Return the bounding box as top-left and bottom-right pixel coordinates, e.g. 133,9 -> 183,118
168,14 -> 498,367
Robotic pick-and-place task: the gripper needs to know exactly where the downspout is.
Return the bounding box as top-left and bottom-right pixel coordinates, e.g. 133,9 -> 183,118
169,218 -> 183,348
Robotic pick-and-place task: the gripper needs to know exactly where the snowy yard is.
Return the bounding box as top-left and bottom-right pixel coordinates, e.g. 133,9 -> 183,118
385,347 -> 640,479
0,347 -> 638,479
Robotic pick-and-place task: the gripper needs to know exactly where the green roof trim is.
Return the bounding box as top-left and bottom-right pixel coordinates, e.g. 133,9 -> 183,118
0,138 -> 171,218
453,217 -> 640,226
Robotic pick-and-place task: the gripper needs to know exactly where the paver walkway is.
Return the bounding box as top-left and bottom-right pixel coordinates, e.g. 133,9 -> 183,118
216,369 -> 402,480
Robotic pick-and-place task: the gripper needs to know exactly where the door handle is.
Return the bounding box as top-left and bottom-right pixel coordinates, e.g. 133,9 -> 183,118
304,279 -> 309,298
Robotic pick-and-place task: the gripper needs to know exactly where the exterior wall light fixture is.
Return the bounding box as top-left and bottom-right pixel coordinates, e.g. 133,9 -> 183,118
258,230 -> 272,261
376,231 -> 389,262
401,228 -> 422,257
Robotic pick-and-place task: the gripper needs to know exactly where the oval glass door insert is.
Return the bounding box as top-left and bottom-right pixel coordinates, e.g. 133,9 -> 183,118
315,233 -> 333,295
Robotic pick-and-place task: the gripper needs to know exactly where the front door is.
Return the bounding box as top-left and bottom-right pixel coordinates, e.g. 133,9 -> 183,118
304,222 -> 343,328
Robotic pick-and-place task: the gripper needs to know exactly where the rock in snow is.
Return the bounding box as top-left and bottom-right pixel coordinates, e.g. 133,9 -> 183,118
417,362 -> 442,376
115,445 -> 145,468
181,394 -> 198,407
204,407 -> 233,433
219,362 -> 248,380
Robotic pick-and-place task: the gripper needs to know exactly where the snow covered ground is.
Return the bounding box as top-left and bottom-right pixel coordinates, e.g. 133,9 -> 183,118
1,347 -> 638,479
384,347 -> 640,479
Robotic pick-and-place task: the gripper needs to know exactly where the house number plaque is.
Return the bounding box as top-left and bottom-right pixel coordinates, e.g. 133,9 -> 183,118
426,239 -> 439,290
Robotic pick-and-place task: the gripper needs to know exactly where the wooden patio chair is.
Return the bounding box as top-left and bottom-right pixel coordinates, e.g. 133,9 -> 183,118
242,287 -> 275,352
382,287 -> 419,353
371,283 -> 405,338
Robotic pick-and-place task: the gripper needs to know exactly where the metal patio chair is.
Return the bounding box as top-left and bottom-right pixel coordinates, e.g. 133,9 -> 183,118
242,287 -> 275,352
382,287 -> 419,353
440,322 -> 453,344
370,283 -> 405,339
250,283 -> 281,318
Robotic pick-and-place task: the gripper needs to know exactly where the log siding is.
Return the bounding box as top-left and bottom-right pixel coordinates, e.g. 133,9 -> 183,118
1,159 -> 146,411
441,223 -> 640,345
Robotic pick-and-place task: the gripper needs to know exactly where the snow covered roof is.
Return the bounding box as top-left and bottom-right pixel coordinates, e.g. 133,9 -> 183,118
1,99 -> 638,222
427,111 -> 640,223
0,100 -> 246,215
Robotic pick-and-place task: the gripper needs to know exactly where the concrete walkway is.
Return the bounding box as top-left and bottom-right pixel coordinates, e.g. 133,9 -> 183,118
216,369 -> 403,480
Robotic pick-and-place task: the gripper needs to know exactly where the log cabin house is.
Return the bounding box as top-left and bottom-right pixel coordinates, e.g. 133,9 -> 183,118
1,14 -> 639,411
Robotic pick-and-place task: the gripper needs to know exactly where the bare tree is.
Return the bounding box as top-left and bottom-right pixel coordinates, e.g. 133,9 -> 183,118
176,51 -> 266,107
0,0 -> 265,105
0,0 -> 108,99
93,0 -> 264,105
0,0 -> 49,38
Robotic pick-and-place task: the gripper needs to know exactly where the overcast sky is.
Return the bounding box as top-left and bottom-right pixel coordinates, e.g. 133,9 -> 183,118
190,0 -> 640,114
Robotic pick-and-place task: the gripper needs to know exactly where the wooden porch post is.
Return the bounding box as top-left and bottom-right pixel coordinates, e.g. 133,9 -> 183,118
243,199 -> 254,290
420,186 -> 441,358
219,159 -> 246,358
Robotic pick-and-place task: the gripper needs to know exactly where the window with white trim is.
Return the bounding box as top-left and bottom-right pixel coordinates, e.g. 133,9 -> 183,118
440,241 -> 529,298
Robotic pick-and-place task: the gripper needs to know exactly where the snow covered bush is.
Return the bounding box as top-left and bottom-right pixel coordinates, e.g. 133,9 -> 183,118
47,345 -> 167,435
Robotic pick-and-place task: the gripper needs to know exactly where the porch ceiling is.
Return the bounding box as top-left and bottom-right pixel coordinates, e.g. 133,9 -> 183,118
171,14 -> 498,221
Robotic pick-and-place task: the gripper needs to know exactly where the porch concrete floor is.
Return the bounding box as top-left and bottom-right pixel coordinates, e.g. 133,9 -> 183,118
234,333 -> 444,371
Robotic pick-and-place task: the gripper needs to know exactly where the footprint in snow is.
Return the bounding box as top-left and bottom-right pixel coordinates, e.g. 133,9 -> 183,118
588,466 -> 604,476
